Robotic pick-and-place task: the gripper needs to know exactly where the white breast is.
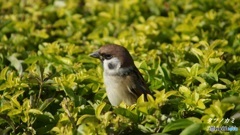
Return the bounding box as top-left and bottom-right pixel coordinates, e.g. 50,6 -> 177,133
104,75 -> 135,106
102,57 -> 135,106
104,75 -> 123,105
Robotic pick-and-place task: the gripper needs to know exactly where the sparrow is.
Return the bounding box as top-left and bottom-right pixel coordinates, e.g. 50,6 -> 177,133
90,44 -> 151,106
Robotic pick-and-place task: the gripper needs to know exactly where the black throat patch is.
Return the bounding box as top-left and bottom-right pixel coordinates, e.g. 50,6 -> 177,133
108,63 -> 115,69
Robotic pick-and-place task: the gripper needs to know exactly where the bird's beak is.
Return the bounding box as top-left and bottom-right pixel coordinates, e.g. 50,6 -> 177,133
89,50 -> 100,59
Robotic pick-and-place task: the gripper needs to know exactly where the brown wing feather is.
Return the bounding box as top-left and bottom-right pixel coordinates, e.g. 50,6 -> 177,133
125,66 -> 151,99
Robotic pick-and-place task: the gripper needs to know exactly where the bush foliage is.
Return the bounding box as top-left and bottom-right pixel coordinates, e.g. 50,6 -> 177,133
0,0 -> 240,134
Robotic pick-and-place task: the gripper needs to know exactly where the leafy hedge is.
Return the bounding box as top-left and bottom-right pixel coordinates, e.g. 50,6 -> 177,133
0,0 -> 240,134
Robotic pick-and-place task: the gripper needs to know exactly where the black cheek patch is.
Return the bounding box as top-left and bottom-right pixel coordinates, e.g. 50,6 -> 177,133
108,63 -> 115,69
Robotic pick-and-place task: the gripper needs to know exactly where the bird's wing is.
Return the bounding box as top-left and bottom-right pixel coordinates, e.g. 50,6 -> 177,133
125,66 -> 151,99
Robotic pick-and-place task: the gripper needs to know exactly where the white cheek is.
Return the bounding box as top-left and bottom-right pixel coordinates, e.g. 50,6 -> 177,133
103,57 -> 121,75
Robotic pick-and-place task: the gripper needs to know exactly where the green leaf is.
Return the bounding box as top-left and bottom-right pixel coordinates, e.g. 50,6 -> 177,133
187,117 -> 202,123
24,56 -> 44,64
95,102 -> 106,119
137,94 -> 146,103
22,99 -> 30,110
114,107 -> 138,123
180,123 -> 202,135
165,91 -> 178,97
77,114 -> 98,125
175,24 -> 195,33
137,94 -> 153,114
55,56 -> 73,65
13,90 -> 24,98
35,123 -> 56,135
210,101 -> 223,118
32,29 -> 49,39
219,78 -> 232,85
0,67 -> 9,80
147,94 -> 155,103
197,99 -> 206,109
38,112 -> 55,122
152,133 -> 171,135
136,103 -> 149,114
172,68 -> 190,77
191,48 -> 203,58
8,109 -> 22,116
0,114 -> 16,132
212,84 -> 227,89
162,119 -> 193,133
7,53 -> 23,75
1,0 -> 239,134
210,39 -> 228,49
0,103 -> 12,112
139,61 -> 149,70
10,98 -> 21,109
190,64 -> 199,76
199,41 -> 209,48
29,109 -> 43,115
194,76 -> 206,83
209,58 -> 222,64
179,86 -> 191,97
222,96 -> 240,104
39,98 -> 55,111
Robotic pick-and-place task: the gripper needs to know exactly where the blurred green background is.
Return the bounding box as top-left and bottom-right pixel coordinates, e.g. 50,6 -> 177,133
0,0 -> 240,134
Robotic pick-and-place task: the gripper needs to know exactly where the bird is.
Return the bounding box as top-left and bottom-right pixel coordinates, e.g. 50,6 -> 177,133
90,44 -> 151,106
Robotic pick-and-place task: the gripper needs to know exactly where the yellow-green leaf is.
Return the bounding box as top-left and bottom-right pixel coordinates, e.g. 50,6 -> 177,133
29,109 -> 43,115
95,102 -> 106,119
0,67 -> 9,80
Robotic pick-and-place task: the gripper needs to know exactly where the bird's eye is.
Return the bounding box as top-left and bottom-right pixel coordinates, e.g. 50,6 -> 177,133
104,54 -> 112,60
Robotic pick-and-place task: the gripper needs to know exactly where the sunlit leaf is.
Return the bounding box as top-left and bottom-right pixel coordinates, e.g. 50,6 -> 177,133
114,107 -> 138,123
29,109 -> 43,115
137,94 -> 145,104
7,53 -> 23,75
0,67 -> 9,80
8,109 -> 22,116
209,101 -> 223,118
172,68 -> 190,77
77,114 -> 98,125
191,48 -> 203,58
95,102 -> 106,119
10,98 -> 21,109
147,94 -> 155,103
179,86 -> 191,97
0,103 -> 12,112
197,99 -> 206,109
190,64 -> 199,76
212,84 -> 227,89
